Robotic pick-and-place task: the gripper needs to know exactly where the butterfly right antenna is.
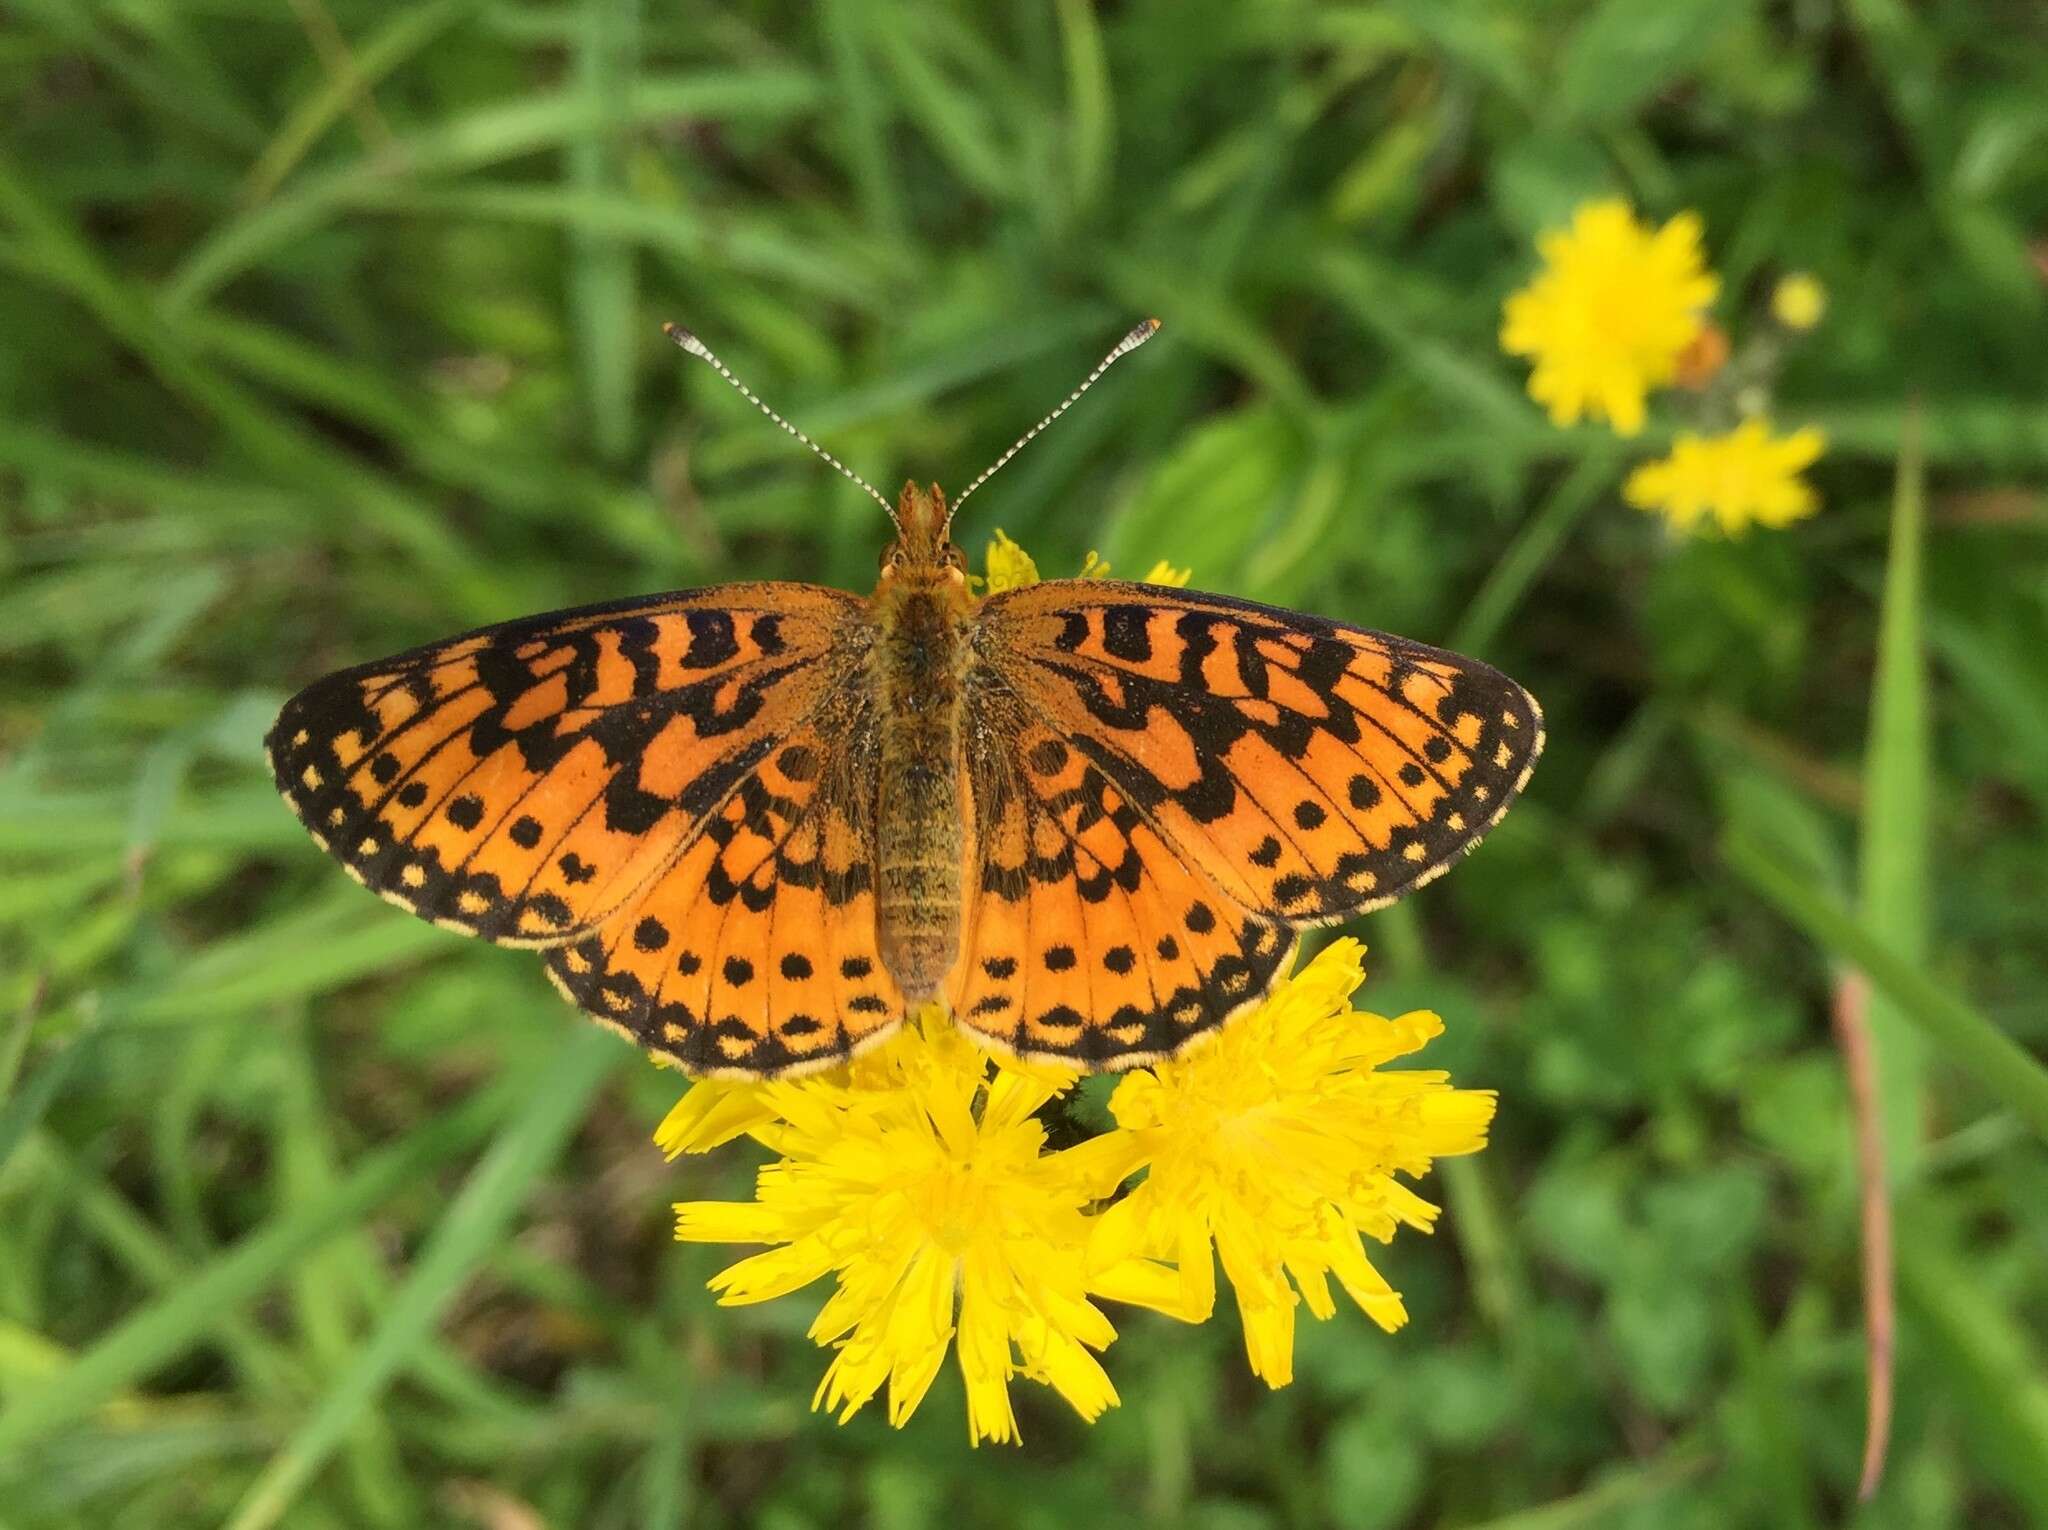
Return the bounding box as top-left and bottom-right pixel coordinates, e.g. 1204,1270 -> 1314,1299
948,318 -> 1161,522
662,322 -> 895,519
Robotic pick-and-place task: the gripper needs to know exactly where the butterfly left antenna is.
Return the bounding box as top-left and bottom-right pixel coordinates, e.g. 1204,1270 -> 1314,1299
662,323 -> 894,517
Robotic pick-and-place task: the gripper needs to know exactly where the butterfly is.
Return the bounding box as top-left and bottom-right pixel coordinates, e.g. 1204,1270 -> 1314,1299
268,321 -> 1542,1077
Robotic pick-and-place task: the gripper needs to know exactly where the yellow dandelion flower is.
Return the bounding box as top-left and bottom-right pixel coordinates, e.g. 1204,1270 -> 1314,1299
671,1010 -> 1179,1443
984,535 -> 1187,592
1070,939 -> 1496,1388
983,529 -> 1040,593
1501,199 -> 1720,436
1624,418 -> 1827,535
1771,272 -> 1827,331
655,1075 -> 783,1155
1139,558 -> 1192,587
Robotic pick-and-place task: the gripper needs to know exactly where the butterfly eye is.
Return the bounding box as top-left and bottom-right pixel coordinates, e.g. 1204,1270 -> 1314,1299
878,542 -> 905,572
940,546 -> 966,573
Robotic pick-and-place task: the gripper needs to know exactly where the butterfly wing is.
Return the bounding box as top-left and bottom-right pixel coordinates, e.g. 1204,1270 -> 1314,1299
951,579 -> 1541,1065
948,682 -> 1292,1067
542,686 -> 908,1075
267,584 -> 870,947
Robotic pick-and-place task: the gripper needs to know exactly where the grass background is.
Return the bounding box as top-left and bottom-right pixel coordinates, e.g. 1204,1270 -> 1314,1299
4,1 -> 2047,1525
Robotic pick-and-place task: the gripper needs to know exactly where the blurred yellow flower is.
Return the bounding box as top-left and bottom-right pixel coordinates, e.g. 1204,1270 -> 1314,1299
985,532 -> 1190,592
983,529 -> 1040,593
1501,200 -> 1720,436
1068,939 -> 1496,1387
1624,418 -> 1827,535
1771,272 -> 1827,331
670,1011 -> 1180,1444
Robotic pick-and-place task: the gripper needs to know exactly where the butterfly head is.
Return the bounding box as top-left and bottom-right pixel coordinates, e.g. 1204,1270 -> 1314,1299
878,481 -> 969,594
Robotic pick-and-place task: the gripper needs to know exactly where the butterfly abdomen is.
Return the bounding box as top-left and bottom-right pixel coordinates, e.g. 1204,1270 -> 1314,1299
872,586 -> 971,1001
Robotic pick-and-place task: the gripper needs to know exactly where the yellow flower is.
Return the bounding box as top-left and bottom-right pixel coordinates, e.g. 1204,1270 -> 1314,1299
1069,940 -> 1496,1387
1624,418 -> 1827,535
654,1075 -> 784,1156
982,529 -> 1040,593
983,533 -> 1188,592
670,1011 -> 1179,1443
1771,272 -> 1827,331
1501,199 -> 1720,436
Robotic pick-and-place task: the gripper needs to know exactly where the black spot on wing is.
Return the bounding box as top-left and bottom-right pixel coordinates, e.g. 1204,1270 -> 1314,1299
1002,910 -> 1291,1068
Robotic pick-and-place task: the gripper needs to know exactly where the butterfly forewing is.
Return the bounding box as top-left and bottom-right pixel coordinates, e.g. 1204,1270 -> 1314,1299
267,584 -> 870,949
958,579 -> 1541,1064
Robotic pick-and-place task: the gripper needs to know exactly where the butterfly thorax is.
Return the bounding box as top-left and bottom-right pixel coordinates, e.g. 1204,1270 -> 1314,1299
869,483 -> 976,1002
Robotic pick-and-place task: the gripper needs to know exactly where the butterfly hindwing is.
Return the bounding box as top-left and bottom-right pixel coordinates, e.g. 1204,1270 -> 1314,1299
268,584 -> 869,946
971,579 -> 1542,929
544,690 -> 907,1075
948,689 -> 1292,1066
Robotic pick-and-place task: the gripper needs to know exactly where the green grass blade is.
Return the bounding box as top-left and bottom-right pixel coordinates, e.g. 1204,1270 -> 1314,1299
1724,832 -> 2048,1142
0,1027 -> 99,1174
166,72 -> 825,308
25,1133 -> 305,1403
1450,448 -> 1620,655
1317,248 -> 1550,442
820,0 -> 902,236
0,162 -> 492,614
243,0 -> 485,204
112,915 -> 453,1028
0,1078 -> 519,1458
866,12 -> 1012,200
1859,410 -> 1930,1181
1804,398 -> 2048,468
567,0 -> 642,464
348,185 -> 889,303
1054,0 -> 1113,216
270,1027 -> 413,1527
1454,1443 -> 1711,1529
221,1028 -> 619,1530
6,0 -> 264,151
1897,1215 -> 2048,1519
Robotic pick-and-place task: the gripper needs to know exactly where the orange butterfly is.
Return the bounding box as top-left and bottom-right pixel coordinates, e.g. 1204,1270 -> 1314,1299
269,322 -> 1542,1076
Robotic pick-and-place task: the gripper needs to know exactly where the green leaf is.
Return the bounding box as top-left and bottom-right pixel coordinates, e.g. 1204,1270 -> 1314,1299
1453,1445 -> 1711,1530
1859,412 -> 1930,1181
1555,0 -> 1736,125
1323,1408 -> 1422,1530
1101,404 -> 1300,582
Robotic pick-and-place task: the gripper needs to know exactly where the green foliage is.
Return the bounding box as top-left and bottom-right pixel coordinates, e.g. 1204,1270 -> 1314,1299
3,1 -> 2046,1525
